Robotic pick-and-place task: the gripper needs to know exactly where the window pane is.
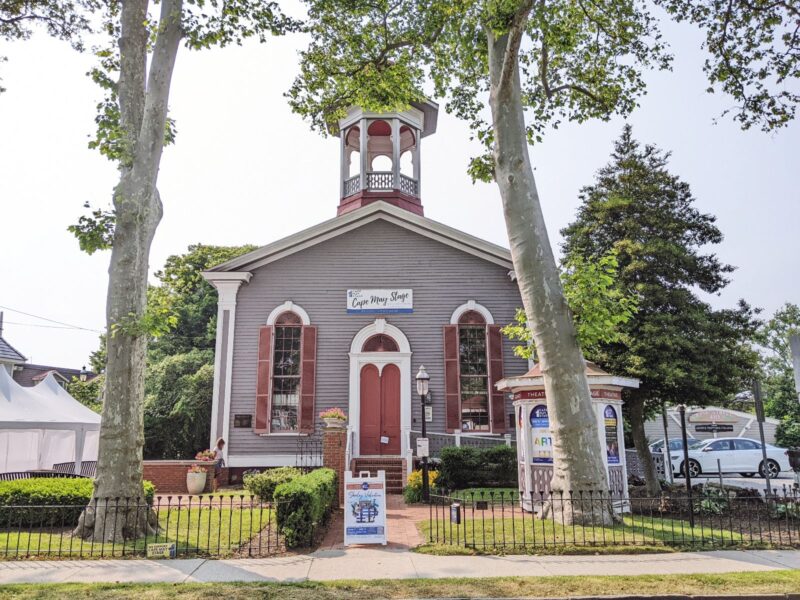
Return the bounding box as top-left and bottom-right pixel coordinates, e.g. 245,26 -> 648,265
734,439 -> 759,450
271,325 -> 302,432
273,326 -> 302,376
461,393 -> 489,431
458,324 -> 489,431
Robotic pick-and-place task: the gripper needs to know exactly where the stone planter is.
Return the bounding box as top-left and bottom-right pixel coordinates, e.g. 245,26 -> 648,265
323,418 -> 346,429
186,470 -> 207,495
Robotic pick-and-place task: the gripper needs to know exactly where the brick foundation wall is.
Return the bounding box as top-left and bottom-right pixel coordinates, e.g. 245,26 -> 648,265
143,460 -> 228,494
322,427 -> 346,504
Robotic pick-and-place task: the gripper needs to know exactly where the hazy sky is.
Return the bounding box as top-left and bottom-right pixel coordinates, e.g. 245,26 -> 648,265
1,7 -> 798,368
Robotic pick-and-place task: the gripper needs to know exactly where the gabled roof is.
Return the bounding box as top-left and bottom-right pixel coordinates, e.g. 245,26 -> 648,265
0,335 -> 26,364
205,201 -> 513,276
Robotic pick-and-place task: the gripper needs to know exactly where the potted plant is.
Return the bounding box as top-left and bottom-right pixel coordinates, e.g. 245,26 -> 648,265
195,449 -> 216,462
186,464 -> 207,495
320,407 -> 347,428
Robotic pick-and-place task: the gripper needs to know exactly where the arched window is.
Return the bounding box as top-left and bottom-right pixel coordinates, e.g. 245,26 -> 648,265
255,302 -> 317,435
444,301 -> 504,434
457,311 -> 489,431
362,334 -> 399,352
271,311 -> 303,432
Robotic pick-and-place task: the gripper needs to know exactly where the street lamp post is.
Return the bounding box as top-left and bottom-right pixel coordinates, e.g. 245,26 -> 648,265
416,365 -> 431,502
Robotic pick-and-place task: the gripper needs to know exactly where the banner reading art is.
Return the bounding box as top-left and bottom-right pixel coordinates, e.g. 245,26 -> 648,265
529,404 -> 553,464
604,405 -> 620,465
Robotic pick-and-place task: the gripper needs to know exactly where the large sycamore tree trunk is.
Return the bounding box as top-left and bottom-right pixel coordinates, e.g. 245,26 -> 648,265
75,0 -> 183,542
486,24 -> 612,524
628,395 -> 661,496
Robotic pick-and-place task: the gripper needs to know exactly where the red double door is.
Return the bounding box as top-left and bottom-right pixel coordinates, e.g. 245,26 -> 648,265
359,363 -> 401,455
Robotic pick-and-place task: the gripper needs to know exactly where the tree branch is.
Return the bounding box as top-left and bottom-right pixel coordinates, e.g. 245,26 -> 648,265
497,0 -> 535,97
117,0 -> 148,165
133,0 -> 183,181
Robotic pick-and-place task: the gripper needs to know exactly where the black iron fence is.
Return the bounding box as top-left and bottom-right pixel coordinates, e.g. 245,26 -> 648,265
0,494 -> 309,560
428,487 -> 800,551
295,434 -> 323,472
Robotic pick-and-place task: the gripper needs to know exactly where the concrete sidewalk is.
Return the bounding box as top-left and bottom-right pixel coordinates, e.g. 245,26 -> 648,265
0,548 -> 799,584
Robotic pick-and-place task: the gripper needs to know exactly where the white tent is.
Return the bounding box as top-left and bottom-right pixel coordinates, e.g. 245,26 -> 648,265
0,367 -> 100,473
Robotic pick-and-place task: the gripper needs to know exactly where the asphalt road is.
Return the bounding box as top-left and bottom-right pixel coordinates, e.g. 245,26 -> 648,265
671,473 -> 797,494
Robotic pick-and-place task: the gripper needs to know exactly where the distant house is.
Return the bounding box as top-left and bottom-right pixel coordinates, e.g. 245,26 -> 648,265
0,312 -> 94,388
644,406 -> 780,446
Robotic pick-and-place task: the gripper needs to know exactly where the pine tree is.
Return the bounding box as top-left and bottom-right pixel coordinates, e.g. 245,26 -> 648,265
562,125 -> 759,494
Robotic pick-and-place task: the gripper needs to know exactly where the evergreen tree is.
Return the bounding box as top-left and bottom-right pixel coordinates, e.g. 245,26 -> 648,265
562,125 -> 759,494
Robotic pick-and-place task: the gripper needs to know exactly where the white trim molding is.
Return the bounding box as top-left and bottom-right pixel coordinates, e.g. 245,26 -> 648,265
348,319 -> 412,460
202,271 -> 252,461
227,454 -> 321,468
450,300 -> 494,325
266,301 -> 311,325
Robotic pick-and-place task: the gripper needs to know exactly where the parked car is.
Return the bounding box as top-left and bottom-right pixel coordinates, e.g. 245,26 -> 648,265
669,437 -> 791,479
649,438 -> 703,453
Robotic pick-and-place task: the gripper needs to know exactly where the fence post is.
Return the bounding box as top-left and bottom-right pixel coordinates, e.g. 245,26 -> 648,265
504,434 -> 511,447
455,433 -> 461,447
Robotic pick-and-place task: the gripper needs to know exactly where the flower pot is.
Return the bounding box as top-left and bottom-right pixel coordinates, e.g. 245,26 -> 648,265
186,470 -> 207,495
323,418 -> 346,429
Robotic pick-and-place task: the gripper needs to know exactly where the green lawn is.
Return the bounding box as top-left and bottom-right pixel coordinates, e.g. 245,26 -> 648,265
2,571 -> 800,599
0,506 -> 277,559
418,511 -> 771,554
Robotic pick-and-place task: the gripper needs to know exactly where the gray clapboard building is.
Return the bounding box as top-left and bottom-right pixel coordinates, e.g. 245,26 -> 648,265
203,102 -> 527,476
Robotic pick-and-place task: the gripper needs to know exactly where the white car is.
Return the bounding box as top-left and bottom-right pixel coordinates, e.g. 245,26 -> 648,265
669,437 -> 791,479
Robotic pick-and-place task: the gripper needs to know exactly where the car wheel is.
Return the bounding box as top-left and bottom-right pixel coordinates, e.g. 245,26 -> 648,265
682,459 -> 701,478
740,472 -> 755,478
759,459 -> 780,479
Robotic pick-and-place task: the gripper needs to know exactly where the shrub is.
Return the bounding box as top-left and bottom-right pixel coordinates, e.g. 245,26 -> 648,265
437,445 -> 517,490
403,469 -> 438,503
274,468 -> 337,548
0,478 -> 155,527
243,466 -> 302,501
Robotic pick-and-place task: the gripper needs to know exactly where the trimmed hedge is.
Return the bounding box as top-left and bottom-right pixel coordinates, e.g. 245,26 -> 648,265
0,478 -> 156,527
243,466 -> 302,501
274,468 -> 337,548
437,445 -> 517,490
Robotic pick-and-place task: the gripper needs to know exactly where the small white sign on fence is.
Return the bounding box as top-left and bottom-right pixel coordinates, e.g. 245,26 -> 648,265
344,470 -> 388,546
416,437 -> 430,458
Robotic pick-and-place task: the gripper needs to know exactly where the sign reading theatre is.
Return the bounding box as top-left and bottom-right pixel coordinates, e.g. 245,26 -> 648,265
347,289 -> 413,314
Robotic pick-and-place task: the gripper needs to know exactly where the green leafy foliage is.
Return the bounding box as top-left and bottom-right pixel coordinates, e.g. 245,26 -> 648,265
756,303 -> 800,447
143,349 -> 214,459
243,467 -> 302,502
561,125 -> 760,418
66,202 -> 115,255
65,374 -> 104,413
274,468 -> 337,548
0,0 -> 99,93
86,244 -> 256,459
437,446 -> 516,490
503,250 -> 637,360
403,469 -> 439,503
0,478 -> 155,527
653,0 -> 800,131
289,0 -> 671,172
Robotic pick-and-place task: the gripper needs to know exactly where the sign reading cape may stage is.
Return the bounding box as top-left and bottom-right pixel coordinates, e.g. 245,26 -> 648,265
344,470 -> 388,545
347,289 -> 413,314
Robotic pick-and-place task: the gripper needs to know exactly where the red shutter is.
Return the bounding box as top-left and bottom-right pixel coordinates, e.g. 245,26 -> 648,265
254,325 -> 273,433
487,324 -> 506,433
443,325 -> 460,432
299,325 -> 318,433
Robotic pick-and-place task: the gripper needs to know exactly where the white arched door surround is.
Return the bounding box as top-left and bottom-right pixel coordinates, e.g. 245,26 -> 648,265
349,319 -> 412,458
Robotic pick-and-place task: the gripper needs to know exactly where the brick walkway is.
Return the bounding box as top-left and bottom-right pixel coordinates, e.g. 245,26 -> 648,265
319,494 -> 429,549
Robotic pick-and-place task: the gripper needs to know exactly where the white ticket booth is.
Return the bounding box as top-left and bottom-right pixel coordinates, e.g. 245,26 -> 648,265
496,362 -> 639,513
